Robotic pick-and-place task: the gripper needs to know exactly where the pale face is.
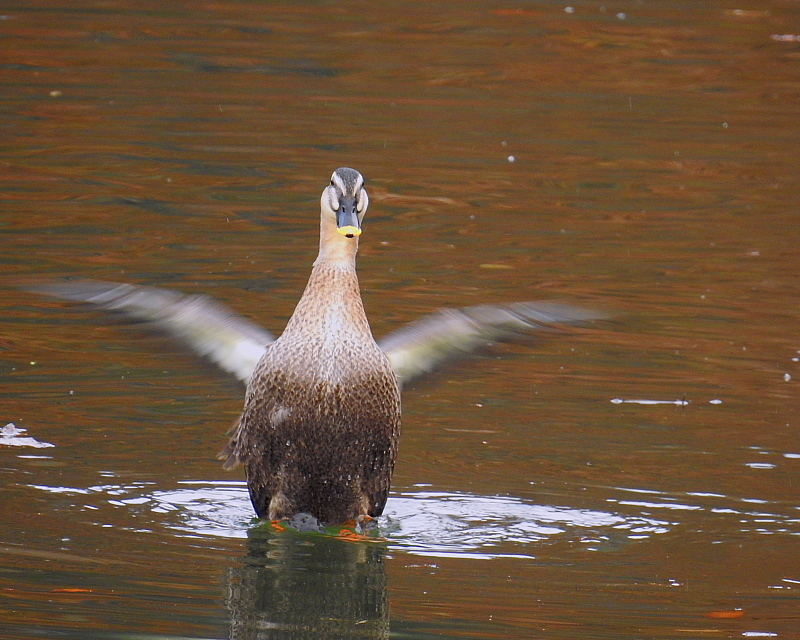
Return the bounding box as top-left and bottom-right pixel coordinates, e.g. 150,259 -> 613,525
321,167 -> 369,238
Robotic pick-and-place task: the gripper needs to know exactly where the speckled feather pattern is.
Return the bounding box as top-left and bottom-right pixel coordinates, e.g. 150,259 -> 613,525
223,260 -> 401,524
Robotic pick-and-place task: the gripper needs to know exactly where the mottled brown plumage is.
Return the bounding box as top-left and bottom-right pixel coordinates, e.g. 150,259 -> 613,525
222,167 -> 401,523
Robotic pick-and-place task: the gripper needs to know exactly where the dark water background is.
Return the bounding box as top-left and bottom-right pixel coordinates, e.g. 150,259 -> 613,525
2,1 -> 799,638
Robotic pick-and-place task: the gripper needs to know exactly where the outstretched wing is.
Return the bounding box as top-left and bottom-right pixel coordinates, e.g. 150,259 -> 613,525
29,280 -> 273,384
378,301 -> 607,388
31,280 -> 606,389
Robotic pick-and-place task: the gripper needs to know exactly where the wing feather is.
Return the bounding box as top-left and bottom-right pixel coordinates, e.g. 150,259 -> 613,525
29,280 -> 273,384
378,300 -> 607,387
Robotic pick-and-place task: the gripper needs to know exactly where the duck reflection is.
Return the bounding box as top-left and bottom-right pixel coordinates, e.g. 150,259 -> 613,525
227,525 -> 388,640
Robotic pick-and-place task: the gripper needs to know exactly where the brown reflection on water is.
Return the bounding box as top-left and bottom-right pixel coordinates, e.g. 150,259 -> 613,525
2,1 -> 800,639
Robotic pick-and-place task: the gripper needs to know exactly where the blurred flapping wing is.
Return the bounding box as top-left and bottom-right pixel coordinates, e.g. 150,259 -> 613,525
30,280 -> 273,384
378,300 -> 606,388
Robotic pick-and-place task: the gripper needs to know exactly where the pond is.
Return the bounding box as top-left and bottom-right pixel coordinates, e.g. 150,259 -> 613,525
1,1 -> 799,638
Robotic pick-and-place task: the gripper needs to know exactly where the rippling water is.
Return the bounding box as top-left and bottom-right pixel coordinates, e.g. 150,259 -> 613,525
3,0 -> 800,639
27,476 -> 800,557
29,480 -> 673,553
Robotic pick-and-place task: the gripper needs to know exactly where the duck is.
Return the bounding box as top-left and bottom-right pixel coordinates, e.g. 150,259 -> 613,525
32,167 -> 606,525
226,167 -> 401,524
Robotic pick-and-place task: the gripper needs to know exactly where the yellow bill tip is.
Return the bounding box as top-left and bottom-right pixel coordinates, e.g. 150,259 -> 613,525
337,225 -> 362,238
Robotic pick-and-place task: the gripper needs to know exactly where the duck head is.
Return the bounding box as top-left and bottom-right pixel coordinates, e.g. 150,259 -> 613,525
320,167 -> 369,239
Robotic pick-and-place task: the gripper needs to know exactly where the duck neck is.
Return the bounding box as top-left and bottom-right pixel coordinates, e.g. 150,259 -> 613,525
314,218 -> 358,266
281,215 -> 370,338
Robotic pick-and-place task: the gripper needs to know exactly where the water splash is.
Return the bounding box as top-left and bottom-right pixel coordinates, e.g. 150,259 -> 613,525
1,423 -> 55,448
29,479 -> 800,559
143,481 -> 670,558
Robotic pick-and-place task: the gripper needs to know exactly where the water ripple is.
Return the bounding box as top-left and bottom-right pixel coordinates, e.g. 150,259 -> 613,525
28,480 -> 800,559
147,481 -> 670,558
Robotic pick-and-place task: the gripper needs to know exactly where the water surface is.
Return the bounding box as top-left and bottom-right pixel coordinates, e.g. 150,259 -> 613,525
2,1 -> 800,638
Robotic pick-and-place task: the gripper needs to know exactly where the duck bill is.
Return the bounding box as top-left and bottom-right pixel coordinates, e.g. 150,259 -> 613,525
336,199 -> 362,238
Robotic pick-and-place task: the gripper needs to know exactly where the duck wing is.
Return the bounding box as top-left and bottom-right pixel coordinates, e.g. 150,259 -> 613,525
31,281 -> 605,389
378,301 -> 606,388
29,280 -> 273,384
